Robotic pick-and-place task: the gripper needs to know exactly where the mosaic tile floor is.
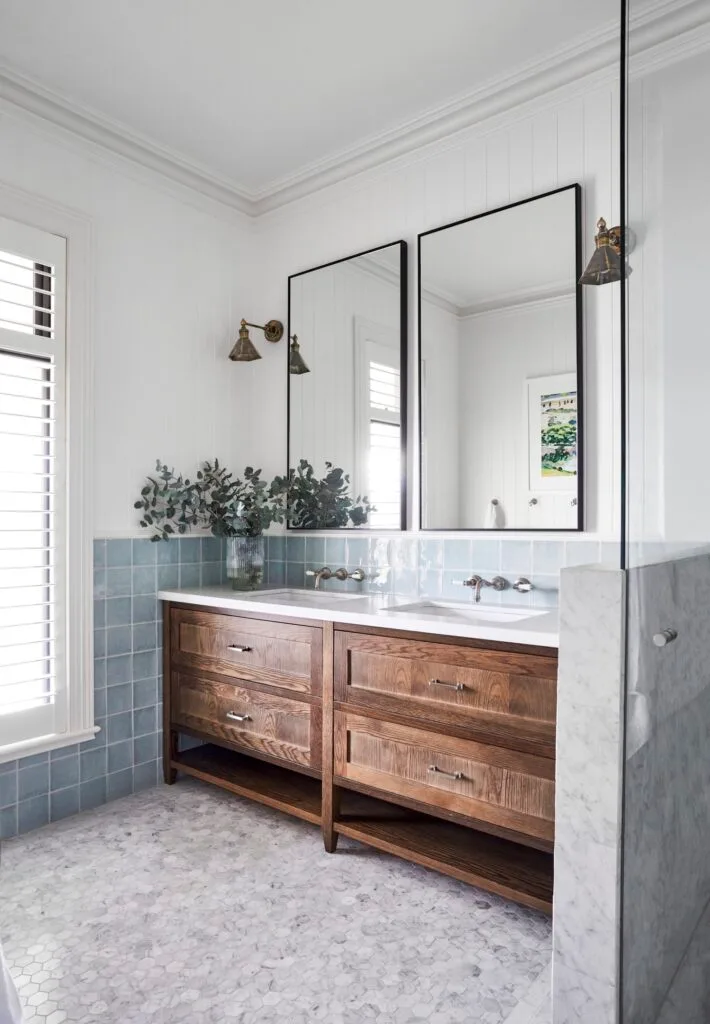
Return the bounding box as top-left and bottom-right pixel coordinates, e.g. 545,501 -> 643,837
1,781 -> 551,1023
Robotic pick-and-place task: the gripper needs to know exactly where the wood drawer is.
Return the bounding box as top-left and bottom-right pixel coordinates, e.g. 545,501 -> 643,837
334,711 -> 554,846
334,630 -> 556,745
172,671 -> 321,772
171,608 -> 321,696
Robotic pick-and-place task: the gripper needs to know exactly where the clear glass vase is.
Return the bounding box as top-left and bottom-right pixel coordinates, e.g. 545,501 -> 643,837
225,535 -> 265,591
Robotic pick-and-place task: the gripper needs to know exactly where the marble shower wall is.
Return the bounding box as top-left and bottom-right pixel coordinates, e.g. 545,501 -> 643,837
622,551 -> 710,1024
553,565 -> 625,1024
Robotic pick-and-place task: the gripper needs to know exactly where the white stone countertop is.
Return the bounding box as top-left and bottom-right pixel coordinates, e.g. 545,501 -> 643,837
158,585 -> 559,648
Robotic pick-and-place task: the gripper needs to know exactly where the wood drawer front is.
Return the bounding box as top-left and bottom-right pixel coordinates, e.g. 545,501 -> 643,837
172,672 -> 320,770
334,712 -> 554,845
335,631 -> 556,724
171,608 -> 320,696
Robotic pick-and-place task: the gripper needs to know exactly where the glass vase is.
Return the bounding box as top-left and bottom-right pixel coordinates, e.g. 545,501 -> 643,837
225,535 -> 265,591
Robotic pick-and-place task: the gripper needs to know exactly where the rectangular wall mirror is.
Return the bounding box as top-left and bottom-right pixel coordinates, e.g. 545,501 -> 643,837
418,184 -> 583,531
288,241 -> 407,530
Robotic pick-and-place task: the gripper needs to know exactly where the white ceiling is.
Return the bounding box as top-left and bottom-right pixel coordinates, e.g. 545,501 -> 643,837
0,0 -> 620,198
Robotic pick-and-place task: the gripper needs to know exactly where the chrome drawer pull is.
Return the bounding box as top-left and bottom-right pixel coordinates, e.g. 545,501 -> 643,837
429,678 -> 465,692
227,644 -> 252,653
428,765 -> 465,781
226,711 -> 252,723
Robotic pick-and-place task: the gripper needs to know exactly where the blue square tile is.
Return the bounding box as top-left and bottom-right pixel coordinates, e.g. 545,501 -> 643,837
156,540 -> 179,565
93,627 -> 107,660
157,564 -> 179,589
0,806 -> 18,839
50,755 -> 79,791
133,677 -> 159,709
531,575 -> 560,608
106,654 -> 132,686
107,739 -> 133,774
133,706 -> 156,737
80,747 -> 107,782
18,795 -> 49,834
286,563 -> 305,588
443,539 -> 473,571
19,752 -> 48,768
286,536 -> 306,563
564,540 -> 601,568
132,596 -> 158,623
93,568 -> 107,600
94,659 -> 107,689
419,539 -> 443,571
51,745 -> 79,761
94,687 -> 107,718
18,763 -> 49,800
132,622 -> 157,652
106,539 -> 133,567
305,537 -> 325,565
178,564 -> 200,588
134,732 -> 158,765
94,599 -> 106,628
0,759 -> 17,774
80,718 -> 106,752
470,539 -> 501,572
179,537 -> 201,563
392,568 -> 418,597
325,537 -> 346,565
106,597 -> 132,627
50,786 -> 80,822
268,535 -> 285,561
267,561 -> 285,587
106,682 -> 132,716
107,768 -> 134,800
0,770 -> 17,808
107,712 -> 133,744
132,538 -> 157,565
80,777 -> 107,811
106,567 -> 132,598
200,562 -> 221,586
420,570 -> 443,598
133,650 -> 157,681
133,760 -> 158,792
346,537 -> 369,566
442,570 -> 469,601
93,539 -> 106,567
106,625 -> 132,657
501,540 -> 533,574
201,537 -> 222,562
532,541 -> 564,575
132,566 -> 157,595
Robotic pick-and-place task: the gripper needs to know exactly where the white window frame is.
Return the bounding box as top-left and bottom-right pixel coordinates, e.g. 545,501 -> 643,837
0,182 -> 94,763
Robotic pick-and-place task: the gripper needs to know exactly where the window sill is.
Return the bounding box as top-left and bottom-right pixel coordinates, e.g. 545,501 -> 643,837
0,727 -> 100,766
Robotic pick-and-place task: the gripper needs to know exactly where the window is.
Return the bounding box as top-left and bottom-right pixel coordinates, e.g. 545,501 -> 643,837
0,212 -> 90,757
367,360 -> 401,529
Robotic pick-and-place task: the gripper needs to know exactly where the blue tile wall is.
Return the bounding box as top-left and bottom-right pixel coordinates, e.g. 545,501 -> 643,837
0,536 -> 225,841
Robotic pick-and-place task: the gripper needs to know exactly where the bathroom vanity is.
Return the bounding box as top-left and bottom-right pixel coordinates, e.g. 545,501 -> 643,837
160,586 -> 558,913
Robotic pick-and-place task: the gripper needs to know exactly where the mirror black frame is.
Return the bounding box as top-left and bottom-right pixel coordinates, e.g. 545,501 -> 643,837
287,239 -> 408,531
417,183 -> 584,532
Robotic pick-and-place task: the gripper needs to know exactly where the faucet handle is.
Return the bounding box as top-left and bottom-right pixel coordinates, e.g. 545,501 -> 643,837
513,577 -> 533,593
461,575 -> 483,589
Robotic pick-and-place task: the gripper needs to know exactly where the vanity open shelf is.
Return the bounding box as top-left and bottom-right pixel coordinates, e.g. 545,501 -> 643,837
162,593 -> 557,915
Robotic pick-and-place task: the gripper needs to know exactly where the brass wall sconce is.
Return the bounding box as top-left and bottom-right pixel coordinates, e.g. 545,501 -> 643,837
579,218 -> 632,286
229,318 -> 284,362
289,334 -> 310,375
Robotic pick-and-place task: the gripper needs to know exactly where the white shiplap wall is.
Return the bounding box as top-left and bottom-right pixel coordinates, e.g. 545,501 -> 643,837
251,76 -> 622,540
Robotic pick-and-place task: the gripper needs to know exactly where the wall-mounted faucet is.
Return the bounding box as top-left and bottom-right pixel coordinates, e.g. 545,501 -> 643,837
306,566 -> 366,590
461,574 -> 508,603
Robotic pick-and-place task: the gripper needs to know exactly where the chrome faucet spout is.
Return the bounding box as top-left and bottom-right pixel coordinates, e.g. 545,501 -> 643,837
461,574 -> 508,603
305,567 -> 333,590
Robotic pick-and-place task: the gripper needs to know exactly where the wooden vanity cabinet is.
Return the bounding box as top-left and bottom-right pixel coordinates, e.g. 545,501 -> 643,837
163,603 -> 557,913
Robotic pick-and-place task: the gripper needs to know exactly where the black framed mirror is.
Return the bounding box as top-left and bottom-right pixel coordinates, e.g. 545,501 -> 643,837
287,240 -> 408,530
418,184 -> 583,531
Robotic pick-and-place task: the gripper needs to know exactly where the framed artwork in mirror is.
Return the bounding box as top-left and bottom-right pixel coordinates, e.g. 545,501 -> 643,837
287,240 -> 408,531
418,184 -> 583,531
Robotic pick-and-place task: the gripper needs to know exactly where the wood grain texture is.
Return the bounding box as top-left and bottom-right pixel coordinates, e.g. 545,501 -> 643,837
334,711 -> 554,845
174,744 -> 322,825
171,607 -> 322,696
320,621 -> 339,852
162,603 -> 177,784
172,672 -> 320,770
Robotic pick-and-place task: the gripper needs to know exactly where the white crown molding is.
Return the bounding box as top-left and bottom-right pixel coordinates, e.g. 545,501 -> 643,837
458,281 -> 575,319
0,0 -> 708,218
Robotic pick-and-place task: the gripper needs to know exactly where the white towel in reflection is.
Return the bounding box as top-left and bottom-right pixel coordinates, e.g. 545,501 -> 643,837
485,500 -> 504,529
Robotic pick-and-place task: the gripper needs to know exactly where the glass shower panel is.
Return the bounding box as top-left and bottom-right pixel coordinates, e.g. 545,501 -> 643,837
622,3 -> 710,1021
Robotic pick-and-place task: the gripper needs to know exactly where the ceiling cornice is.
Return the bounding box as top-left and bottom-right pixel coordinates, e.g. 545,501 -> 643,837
0,0 -> 707,219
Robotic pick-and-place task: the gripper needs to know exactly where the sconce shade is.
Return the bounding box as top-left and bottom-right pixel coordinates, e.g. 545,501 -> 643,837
229,321 -> 262,362
289,335 -> 310,375
579,217 -> 624,285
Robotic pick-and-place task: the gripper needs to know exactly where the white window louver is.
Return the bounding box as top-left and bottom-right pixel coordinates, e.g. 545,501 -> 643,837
367,360 -> 401,529
0,216 -> 67,751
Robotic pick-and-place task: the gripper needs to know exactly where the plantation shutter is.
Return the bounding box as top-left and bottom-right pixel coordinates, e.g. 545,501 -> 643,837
367,359 -> 401,529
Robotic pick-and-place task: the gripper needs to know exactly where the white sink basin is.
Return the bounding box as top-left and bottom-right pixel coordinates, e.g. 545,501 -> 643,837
386,600 -> 548,624
240,588 -> 368,606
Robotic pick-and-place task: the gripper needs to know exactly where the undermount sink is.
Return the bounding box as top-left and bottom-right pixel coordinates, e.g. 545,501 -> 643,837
241,588 -> 368,605
385,600 -> 549,624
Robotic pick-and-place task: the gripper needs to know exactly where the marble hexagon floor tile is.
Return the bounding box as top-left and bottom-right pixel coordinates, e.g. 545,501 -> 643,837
0,781 -> 551,1023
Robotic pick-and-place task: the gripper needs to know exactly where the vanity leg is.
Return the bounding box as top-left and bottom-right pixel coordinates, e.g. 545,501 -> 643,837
321,622 -> 338,852
323,788 -> 341,853
163,729 -> 178,784
162,603 -> 177,784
